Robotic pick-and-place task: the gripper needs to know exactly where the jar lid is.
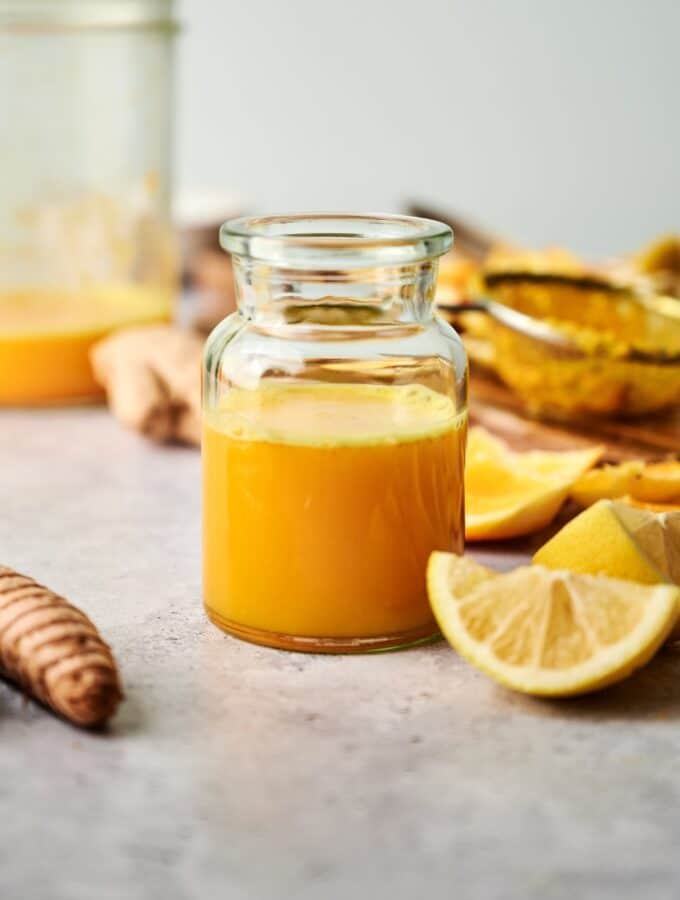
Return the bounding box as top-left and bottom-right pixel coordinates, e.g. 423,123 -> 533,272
0,0 -> 177,30
220,214 -> 453,270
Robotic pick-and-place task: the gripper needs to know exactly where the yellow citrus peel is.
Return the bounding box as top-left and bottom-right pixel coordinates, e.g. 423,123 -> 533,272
534,499 -> 680,579
571,459 -> 680,509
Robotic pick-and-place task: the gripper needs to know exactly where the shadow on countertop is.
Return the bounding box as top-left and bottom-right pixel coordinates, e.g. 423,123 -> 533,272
499,644 -> 680,722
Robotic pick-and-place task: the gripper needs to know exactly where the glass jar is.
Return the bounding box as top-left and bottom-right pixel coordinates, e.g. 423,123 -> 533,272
0,0 -> 178,405
203,214 -> 467,653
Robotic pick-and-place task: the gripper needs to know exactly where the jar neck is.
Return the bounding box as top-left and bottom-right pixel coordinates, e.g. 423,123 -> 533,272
231,257 -> 440,324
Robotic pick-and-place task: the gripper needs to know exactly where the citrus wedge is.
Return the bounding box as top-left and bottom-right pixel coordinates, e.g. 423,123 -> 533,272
630,461 -> 680,504
465,427 -> 603,541
534,500 -> 680,584
428,552 -> 679,697
571,459 -> 680,508
571,461 -> 645,507
624,496 -> 680,514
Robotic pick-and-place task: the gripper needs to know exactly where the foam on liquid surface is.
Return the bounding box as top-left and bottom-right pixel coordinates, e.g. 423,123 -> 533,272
207,382 -> 464,446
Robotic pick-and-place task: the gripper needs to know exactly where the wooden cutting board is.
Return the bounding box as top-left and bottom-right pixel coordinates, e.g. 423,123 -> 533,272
469,370 -> 680,461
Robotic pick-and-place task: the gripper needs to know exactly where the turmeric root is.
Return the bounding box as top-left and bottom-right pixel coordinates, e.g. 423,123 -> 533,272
189,248 -> 237,333
0,567 -> 123,728
91,325 -> 202,446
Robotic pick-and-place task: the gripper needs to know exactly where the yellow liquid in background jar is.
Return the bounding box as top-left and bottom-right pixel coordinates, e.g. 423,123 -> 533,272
0,285 -> 172,405
203,382 -> 467,651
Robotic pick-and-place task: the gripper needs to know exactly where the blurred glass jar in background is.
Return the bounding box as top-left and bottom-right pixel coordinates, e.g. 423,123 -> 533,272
0,0 -> 178,404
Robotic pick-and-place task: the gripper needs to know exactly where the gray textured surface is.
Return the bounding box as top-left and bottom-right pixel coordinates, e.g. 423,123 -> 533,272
2,407 -> 680,900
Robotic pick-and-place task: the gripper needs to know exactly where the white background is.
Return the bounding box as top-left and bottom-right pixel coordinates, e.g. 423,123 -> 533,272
177,0 -> 679,257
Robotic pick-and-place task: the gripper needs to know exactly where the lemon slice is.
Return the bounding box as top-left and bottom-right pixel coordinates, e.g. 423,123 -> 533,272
571,459 -> 680,508
428,552 -> 679,697
624,496 -> 680,513
571,461 -> 645,507
630,461 -> 680,504
465,428 -> 603,541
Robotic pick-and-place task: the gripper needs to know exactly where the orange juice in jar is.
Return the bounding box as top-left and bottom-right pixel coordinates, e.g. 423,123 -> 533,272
0,285 -> 172,405
203,215 -> 467,652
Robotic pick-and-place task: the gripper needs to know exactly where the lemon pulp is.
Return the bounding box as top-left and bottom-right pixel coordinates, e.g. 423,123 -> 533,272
464,427 -> 602,541
428,552 -> 680,696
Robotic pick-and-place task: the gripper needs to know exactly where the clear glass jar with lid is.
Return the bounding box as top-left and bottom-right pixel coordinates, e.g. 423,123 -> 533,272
203,214 -> 467,653
0,0 -> 177,405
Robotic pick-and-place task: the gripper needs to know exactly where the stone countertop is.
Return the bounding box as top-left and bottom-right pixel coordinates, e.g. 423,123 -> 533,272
2,407 -> 680,900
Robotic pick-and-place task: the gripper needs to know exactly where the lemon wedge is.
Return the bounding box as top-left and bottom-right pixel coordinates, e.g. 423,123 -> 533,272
465,428 -> 603,541
624,496 -> 680,513
571,461 -> 645,508
427,552 -> 679,697
571,459 -> 680,508
631,461 -> 680,505
534,500 -> 680,584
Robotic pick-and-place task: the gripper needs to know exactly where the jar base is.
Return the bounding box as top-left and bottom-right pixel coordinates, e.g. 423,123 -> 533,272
205,605 -> 441,654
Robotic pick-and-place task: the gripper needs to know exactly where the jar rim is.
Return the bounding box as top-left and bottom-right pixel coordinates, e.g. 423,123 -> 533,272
220,213 -> 453,269
0,0 -> 177,31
